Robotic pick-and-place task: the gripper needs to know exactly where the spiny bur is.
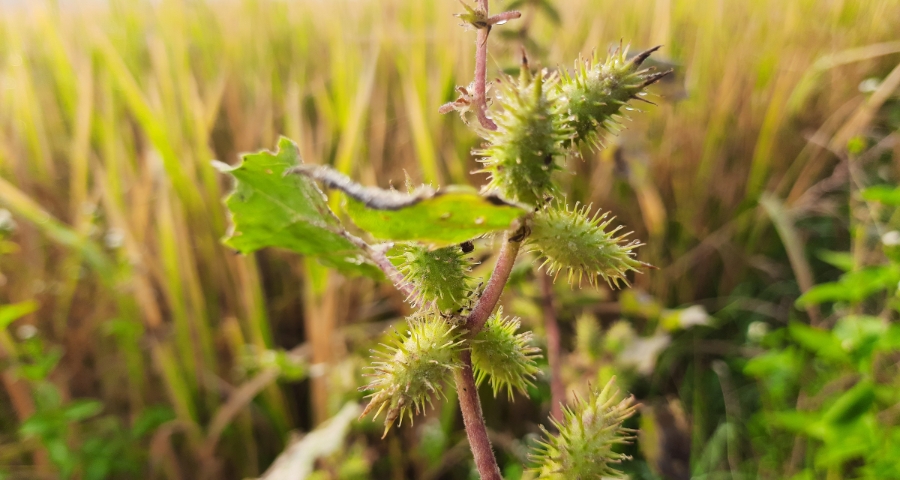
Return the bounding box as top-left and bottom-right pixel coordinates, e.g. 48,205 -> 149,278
527,202 -> 643,287
530,378 -> 637,479
360,315 -> 464,437
391,243 -> 475,312
478,67 -> 573,205
559,44 -> 671,150
471,307 -> 542,399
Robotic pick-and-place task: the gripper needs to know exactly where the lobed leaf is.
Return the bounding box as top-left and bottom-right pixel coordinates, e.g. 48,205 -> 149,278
216,138 -> 379,277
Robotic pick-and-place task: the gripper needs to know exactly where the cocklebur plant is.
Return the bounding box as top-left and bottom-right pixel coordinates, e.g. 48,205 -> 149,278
216,1 -> 669,477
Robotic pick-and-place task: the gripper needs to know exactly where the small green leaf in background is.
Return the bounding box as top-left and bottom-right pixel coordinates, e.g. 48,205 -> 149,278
833,315 -> 885,362
63,400 -> 104,422
0,300 -> 38,330
816,249 -> 854,272
744,347 -> 802,404
292,165 -> 527,246
796,265 -> 900,308
788,322 -> 849,363
216,137 -> 379,277
861,185 -> 900,205
822,379 -> 875,426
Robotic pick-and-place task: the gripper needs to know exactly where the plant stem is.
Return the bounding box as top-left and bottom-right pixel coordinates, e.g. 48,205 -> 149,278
471,0 -> 521,131
455,349 -> 503,480
367,244 -> 417,300
338,229 -> 417,300
454,223 -> 528,480
539,272 -> 564,421
473,16 -> 496,131
464,226 -> 526,334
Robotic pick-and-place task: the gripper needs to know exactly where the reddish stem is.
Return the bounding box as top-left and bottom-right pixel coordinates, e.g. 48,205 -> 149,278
539,272 -> 564,422
464,227 -> 525,334
454,349 -> 503,480
473,25 -> 496,131
455,224 -> 527,479
367,245 -> 416,300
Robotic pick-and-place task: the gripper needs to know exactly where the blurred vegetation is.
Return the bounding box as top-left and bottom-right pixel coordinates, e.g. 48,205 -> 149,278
0,0 -> 898,478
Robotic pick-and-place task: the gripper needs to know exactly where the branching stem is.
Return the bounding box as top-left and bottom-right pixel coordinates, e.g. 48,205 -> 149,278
464,225 -> 527,334
454,222 -> 528,479
340,230 -> 417,300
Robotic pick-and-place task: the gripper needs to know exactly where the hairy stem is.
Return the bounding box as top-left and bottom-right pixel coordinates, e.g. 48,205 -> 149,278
473,21 -> 496,131
455,223 -> 527,480
455,349 -> 503,480
338,229 -> 417,301
465,225 -> 526,334
539,272 -> 564,422
367,244 -> 417,300
470,0 -> 521,131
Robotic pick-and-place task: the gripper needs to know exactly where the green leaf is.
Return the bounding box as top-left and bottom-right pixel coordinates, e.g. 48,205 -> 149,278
216,138 -> 379,277
291,165 -> 527,246
768,411 -> 827,439
822,380 -> 875,426
0,301 -> 38,331
796,265 -> 900,307
63,400 -> 104,421
816,250 -> 854,271
833,315 -> 885,359
861,185 -> 900,205
131,406 -> 176,438
788,322 -> 849,363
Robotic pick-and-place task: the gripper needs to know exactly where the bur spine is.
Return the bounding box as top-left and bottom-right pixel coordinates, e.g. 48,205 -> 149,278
471,307 -> 542,399
530,378 -> 637,479
360,315 -> 464,436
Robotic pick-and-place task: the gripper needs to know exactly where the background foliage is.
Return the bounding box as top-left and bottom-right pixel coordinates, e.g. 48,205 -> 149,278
0,0 -> 898,478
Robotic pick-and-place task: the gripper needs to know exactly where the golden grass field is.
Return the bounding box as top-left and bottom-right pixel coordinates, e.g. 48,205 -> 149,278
0,0 -> 898,478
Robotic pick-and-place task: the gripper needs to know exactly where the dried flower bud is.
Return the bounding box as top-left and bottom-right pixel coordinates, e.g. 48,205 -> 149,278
471,307 -> 541,399
527,202 -> 644,287
360,315 -> 464,436
530,378 -> 637,479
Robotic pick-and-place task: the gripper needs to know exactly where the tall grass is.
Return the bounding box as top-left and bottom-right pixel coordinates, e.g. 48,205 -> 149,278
0,0 -> 897,477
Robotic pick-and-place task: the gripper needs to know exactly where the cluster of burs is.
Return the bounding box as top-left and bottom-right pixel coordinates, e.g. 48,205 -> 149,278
362,46 -> 668,478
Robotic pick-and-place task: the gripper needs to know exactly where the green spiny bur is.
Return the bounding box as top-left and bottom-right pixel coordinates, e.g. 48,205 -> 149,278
478,69 -> 573,205
560,45 -> 670,150
528,202 -> 643,287
360,314 -> 464,436
471,307 -> 542,399
530,378 -> 637,479
391,243 -> 475,312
